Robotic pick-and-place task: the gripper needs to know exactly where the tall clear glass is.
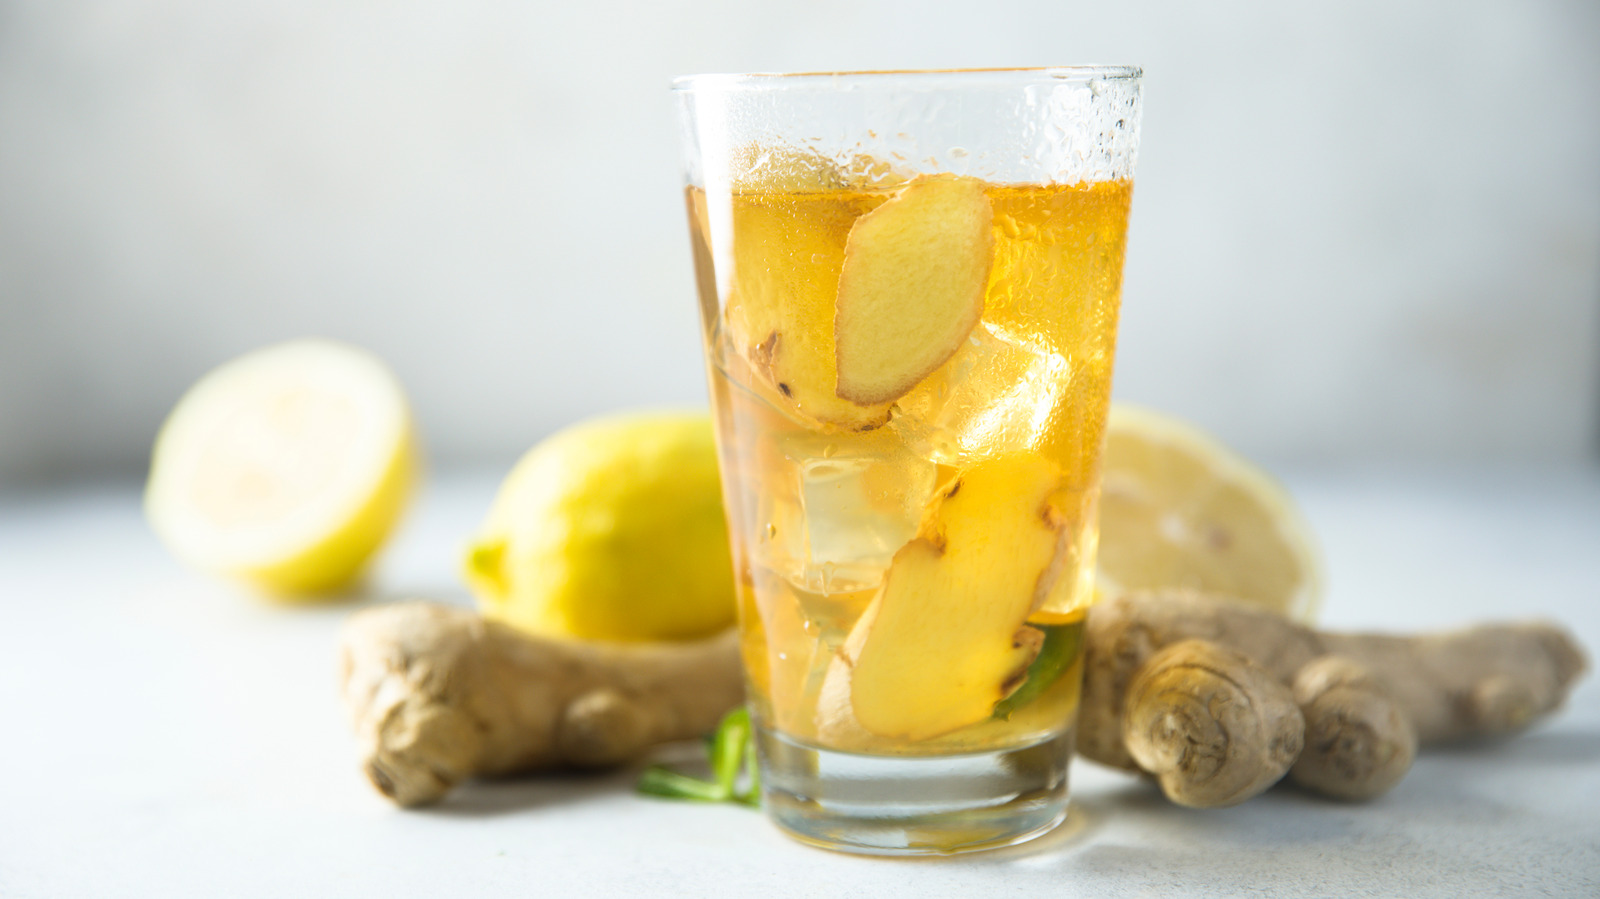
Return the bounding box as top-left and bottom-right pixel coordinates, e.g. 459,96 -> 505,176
674,67 -> 1142,855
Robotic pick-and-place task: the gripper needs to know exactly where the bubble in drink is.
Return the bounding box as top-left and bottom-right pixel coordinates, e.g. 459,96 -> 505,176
730,145 -> 910,194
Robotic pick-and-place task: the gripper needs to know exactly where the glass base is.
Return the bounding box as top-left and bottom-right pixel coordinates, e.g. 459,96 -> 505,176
756,725 -> 1073,856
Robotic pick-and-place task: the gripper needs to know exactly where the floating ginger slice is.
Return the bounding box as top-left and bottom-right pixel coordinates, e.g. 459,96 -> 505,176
834,174 -> 994,406
838,454 -> 1068,742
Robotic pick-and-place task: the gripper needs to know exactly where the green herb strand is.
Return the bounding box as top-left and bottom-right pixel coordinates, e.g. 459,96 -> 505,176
636,706 -> 761,808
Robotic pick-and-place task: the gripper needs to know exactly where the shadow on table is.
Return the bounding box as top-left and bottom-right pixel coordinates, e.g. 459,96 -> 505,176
959,778 -> 1377,883
975,727 -> 1600,874
417,742 -> 710,818
1001,767 -> 1573,894
1420,727 -> 1600,766
417,768 -> 642,818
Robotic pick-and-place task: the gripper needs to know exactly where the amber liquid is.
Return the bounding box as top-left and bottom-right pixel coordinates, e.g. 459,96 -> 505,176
690,178 -> 1134,756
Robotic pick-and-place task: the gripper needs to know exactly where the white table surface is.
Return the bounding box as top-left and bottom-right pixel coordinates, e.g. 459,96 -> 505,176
2,467 -> 1597,898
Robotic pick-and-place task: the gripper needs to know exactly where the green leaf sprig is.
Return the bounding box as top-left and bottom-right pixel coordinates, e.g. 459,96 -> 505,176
636,706 -> 760,807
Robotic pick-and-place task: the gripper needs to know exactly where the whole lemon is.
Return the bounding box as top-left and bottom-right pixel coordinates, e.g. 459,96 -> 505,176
464,411 -> 736,641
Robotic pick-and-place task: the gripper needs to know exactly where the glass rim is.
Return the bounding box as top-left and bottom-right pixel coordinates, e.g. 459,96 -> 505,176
671,65 -> 1142,93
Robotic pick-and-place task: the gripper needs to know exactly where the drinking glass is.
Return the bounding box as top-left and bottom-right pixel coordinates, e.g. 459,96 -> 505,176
674,67 -> 1142,855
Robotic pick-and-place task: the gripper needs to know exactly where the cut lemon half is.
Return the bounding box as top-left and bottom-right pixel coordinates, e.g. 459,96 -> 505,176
1096,404 -> 1321,622
145,339 -> 419,597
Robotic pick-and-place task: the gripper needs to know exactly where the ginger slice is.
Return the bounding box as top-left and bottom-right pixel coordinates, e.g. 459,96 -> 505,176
834,175 -> 994,406
840,454 -> 1066,741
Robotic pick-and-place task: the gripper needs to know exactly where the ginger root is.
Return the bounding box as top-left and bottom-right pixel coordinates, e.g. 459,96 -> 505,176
1288,654 -> 1416,800
338,602 -> 743,807
1122,639 -> 1305,807
1081,591 -> 1587,807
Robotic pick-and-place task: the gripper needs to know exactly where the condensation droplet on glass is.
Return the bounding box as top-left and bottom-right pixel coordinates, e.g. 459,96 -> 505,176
764,522 -> 777,541
811,252 -> 826,264
822,443 -> 838,458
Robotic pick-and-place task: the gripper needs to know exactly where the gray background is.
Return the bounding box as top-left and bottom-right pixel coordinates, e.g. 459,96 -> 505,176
2,0 -> 1597,484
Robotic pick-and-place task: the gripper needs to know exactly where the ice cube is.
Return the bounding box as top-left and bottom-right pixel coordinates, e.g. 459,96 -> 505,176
889,322 -> 1072,466
755,430 -> 938,595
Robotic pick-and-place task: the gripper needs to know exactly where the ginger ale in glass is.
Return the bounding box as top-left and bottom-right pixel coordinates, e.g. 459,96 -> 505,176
675,67 -> 1141,855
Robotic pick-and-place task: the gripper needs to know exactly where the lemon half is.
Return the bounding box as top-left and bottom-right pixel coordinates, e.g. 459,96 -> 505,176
1097,404 -> 1322,622
145,339 -> 418,596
